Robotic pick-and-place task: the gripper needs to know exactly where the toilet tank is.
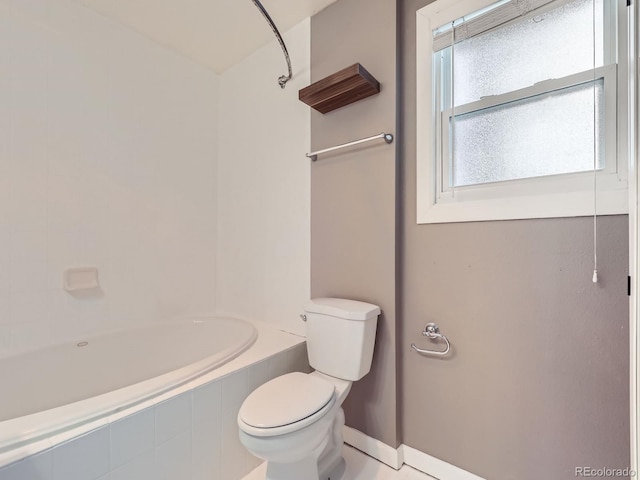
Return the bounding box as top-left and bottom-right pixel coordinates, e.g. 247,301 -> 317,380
304,298 -> 380,381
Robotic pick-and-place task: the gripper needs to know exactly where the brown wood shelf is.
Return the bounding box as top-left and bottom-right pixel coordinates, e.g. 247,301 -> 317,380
298,63 -> 380,114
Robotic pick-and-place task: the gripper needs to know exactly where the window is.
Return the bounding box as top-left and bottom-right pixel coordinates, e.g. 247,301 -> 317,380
416,0 -> 629,224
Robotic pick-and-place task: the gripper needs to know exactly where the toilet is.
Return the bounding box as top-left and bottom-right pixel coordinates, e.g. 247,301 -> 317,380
237,298 -> 380,480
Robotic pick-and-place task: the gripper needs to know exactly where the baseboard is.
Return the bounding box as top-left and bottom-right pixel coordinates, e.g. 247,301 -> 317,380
342,426 -> 486,480
342,426 -> 403,470
400,444 -> 486,480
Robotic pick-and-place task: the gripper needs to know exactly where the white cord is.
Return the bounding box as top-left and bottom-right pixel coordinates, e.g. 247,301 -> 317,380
592,0 -> 598,284
450,22 -> 456,198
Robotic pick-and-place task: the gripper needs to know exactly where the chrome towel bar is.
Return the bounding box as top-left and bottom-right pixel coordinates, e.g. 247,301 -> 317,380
306,132 -> 394,161
411,323 -> 451,357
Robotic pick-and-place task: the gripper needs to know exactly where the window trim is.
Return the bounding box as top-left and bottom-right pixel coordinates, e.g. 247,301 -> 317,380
416,0 -> 629,224
440,65 -> 618,194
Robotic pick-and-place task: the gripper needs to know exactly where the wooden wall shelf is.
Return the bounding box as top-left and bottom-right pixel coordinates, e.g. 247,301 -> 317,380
298,63 -> 380,114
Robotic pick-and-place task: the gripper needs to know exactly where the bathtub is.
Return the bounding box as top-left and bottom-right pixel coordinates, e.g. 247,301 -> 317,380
0,317 -> 309,480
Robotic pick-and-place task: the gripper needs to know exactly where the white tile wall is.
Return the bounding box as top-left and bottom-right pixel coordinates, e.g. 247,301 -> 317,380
216,18 -> 311,337
1,4 -> 315,479
155,392 -> 192,446
0,0 -> 218,356
0,450 -> 53,480
52,427 -> 110,480
0,343 -> 310,480
109,449 -> 153,480
110,409 -> 155,470
155,431 -> 192,480
2,0 -> 311,350
220,368 -> 251,480
192,381 -> 222,480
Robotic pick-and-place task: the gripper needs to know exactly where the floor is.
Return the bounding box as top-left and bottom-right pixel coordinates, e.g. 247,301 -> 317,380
242,445 -> 435,480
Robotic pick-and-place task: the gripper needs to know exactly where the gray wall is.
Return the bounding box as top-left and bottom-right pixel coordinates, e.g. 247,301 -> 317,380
310,0 -> 631,476
398,0 -> 631,479
310,0 -> 399,447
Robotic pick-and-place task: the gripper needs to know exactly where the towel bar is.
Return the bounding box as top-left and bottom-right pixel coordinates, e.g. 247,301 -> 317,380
306,132 -> 393,161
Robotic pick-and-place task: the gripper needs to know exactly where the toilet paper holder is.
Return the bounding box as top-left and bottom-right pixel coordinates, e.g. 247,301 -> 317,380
411,323 -> 451,357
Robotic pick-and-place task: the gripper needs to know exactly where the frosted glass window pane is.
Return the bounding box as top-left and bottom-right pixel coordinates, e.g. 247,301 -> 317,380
452,0 -> 604,106
450,80 -> 604,187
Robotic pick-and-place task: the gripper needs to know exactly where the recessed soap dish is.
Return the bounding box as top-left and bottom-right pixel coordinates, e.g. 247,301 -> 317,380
63,267 -> 99,292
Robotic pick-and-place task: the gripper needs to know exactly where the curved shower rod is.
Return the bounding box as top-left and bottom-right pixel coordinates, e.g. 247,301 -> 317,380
250,0 -> 292,89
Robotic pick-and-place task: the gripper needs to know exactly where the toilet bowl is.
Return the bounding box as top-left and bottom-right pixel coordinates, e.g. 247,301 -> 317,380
237,298 -> 380,480
238,371 -> 352,479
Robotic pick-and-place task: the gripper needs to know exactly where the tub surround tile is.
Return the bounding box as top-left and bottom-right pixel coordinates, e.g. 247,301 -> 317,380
8,290 -> 48,324
46,175 -> 92,234
8,321 -> 54,354
220,368 -> 250,480
0,171 -> 7,227
287,343 -> 312,374
0,0 -> 218,357
0,326 -> 10,357
216,16 -> 310,339
7,0 -> 49,23
268,348 -> 294,379
9,229 -> 47,263
153,381 -> 194,405
8,260 -> 48,296
192,381 -> 222,418
192,382 -> 222,480
0,323 -> 309,480
48,417 -> 110,449
7,183 -> 47,234
65,296 -> 109,334
155,392 -> 192,446
0,273 -> 8,319
247,359 -> 270,394
154,431 -> 191,480
52,426 -> 109,480
187,320 -> 304,390
0,273 -> 8,311
0,449 -> 53,480
46,292 -> 76,330
0,435 -> 53,468
109,449 -> 154,480
110,408 -> 155,469
1,0 -> 308,471
46,232 -> 83,290
107,400 -> 156,424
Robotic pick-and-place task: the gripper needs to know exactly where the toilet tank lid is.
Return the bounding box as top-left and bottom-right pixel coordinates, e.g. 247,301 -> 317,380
304,298 -> 381,321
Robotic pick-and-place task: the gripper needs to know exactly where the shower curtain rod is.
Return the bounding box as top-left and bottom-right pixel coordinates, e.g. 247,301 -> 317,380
250,0 -> 292,88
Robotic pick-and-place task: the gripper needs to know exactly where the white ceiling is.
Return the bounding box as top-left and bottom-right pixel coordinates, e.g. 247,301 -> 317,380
74,0 -> 337,73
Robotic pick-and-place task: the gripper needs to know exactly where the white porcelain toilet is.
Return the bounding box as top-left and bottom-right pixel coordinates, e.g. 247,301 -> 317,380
237,298 -> 380,480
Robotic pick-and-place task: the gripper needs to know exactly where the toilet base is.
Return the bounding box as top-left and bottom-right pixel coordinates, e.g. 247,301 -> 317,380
317,407 -> 346,479
265,457 -> 319,480
253,407 -> 347,480
322,457 -> 345,480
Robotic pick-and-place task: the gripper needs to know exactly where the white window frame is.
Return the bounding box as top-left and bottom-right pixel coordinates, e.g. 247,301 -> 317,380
416,0 -> 630,224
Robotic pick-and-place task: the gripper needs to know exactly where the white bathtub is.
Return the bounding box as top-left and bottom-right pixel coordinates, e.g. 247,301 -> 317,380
0,317 -> 309,480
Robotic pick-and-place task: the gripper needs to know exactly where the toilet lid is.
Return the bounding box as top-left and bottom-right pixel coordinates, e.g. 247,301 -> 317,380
239,372 -> 335,429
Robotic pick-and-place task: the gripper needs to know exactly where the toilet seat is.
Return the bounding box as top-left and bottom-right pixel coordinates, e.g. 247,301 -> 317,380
238,372 -> 336,437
